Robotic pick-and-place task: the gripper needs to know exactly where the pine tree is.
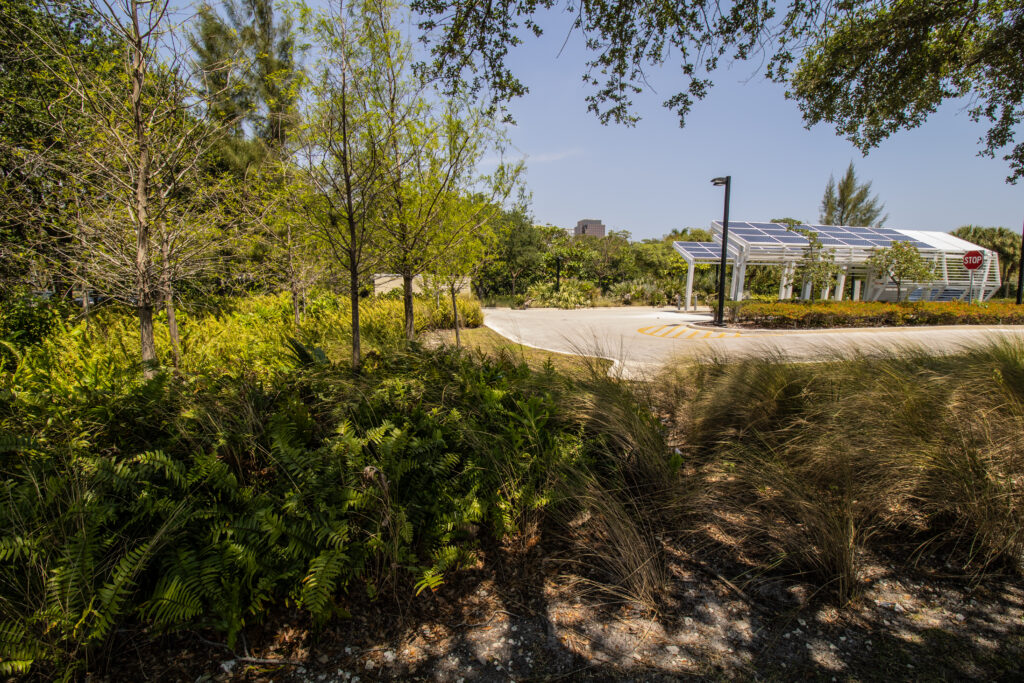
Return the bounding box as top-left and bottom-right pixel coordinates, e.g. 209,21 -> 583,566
819,162 -> 887,227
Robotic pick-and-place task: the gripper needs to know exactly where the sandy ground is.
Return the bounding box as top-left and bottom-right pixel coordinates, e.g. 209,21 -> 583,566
483,306 -> 1024,377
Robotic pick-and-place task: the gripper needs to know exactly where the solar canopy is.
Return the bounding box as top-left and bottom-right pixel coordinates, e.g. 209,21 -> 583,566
671,221 -> 1001,310
672,241 -> 736,263
720,222 -> 934,250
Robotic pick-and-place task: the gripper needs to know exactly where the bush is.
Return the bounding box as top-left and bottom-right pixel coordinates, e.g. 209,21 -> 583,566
732,300 -> 1024,328
0,329 -> 580,677
524,279 -> 593,308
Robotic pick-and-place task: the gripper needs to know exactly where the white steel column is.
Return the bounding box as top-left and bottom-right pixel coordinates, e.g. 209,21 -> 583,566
852,279 -> 861,301
979,252 -> 993,300
778,263 -> 789,300
732,255 -> 747,301
835,266 -> 849,301
684,263 -> 695,311
801,280 -> 812,300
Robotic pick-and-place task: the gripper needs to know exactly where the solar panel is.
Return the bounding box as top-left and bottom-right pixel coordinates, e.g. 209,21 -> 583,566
673,241 -> 732,261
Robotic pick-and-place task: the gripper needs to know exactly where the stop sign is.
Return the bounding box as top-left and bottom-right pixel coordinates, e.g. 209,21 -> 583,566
963,251 -> 984,270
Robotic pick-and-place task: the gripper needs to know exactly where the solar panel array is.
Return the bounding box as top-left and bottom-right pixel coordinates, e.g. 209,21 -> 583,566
718,222 -> 933,250
673,241 -> 734,261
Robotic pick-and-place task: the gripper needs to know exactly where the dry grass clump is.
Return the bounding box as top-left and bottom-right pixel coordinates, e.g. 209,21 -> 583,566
657,339 -> 1024,602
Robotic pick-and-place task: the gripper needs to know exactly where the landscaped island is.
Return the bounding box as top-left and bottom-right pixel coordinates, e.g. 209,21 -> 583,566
729,300 -> 1024,329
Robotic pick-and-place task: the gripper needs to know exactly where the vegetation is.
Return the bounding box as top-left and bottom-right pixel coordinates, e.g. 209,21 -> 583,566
953,225 -> 1022,297
663,341 -> 1024,602
867,241 -> 935,301
3,295 -> 1023,676
415,0 -> 1024,182
729,299 -> 1024,328
819,162 -> 887,227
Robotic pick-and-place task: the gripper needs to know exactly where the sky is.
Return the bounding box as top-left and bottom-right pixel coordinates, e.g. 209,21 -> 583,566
481,11 -> 1024,242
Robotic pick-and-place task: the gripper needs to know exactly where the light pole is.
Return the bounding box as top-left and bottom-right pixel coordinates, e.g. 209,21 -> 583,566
711,176 -> 731,326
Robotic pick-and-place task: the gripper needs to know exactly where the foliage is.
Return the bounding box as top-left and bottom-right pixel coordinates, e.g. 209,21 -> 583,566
791,0 -> 1024,183
664,340 -> 1024,601
731,300 -> 1024,328
819,162 -> 887,227
792,229 -> 841,299
0,295 -> 561,678
867,241 -> 934,301
524,279 -> 594,309
412,0 -> 823,127
953,225 -> 1022,296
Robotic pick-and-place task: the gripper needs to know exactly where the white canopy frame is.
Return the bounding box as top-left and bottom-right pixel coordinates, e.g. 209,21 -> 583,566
673,222 -> 1001,307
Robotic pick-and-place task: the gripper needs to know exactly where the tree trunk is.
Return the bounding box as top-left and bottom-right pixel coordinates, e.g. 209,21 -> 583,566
130,4 -> 156,377
349,247 -> 361,369
450,283 -> 460,348
159,233 -> 181,371
402,271 -> 415,342
80,280 -> 90,329
291,285 -> 302,327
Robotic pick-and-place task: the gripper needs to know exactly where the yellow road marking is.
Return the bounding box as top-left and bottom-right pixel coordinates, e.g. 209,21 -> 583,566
636,325 -> 746,340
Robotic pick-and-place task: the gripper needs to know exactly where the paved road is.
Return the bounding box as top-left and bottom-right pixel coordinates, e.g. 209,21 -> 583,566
483,306 -> 1024,377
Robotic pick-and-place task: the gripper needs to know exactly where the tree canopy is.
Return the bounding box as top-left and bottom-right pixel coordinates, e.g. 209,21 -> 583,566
412,0 -> 1024,181
820,163 -> 887,227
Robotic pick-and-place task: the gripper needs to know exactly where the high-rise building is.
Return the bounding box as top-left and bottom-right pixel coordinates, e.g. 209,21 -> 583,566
574,219 -> 605,237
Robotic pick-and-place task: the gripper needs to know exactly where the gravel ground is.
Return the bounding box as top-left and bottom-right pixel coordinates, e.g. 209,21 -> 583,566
104,533 -> 1023,682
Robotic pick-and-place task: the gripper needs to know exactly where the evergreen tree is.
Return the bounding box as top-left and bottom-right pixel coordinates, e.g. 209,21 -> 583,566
191,0 -> 298,172
819,162 -> 887,227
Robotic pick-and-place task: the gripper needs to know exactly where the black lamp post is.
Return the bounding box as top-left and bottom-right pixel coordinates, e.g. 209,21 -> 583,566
711,175 -> 731,326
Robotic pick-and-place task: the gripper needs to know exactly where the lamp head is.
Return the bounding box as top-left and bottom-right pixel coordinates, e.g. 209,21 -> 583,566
711,177 -> 728,186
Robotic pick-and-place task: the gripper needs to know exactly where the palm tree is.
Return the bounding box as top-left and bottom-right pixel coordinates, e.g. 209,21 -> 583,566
953,225 -> 1021,296
819,162 -> 888,226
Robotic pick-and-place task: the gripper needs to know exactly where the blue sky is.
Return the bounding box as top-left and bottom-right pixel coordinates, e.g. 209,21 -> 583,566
489,13 -> 1023,242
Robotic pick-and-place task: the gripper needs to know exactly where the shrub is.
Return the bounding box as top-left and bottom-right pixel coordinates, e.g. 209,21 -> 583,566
524,279 -> 593,308
732,300 -> 1024,328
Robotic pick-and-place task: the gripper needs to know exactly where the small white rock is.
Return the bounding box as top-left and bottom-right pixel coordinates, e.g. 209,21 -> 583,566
666,645 -> 680,655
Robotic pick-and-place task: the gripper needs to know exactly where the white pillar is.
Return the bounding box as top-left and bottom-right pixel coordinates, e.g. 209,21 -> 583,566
684,263 -> 695,311
821,286 -> 830,300
979,252 -> 993,300
778,264 -> 789,300
835,266 -> 848,301
853,279 -> 861,301
801,280 -> 812,300
733,256 -> 747,301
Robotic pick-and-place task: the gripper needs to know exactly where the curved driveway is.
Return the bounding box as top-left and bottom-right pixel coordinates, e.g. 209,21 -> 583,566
483,306 -> 1024,377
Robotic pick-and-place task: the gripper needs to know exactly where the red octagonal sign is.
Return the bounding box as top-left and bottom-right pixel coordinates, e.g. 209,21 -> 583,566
963,251 -> 984,270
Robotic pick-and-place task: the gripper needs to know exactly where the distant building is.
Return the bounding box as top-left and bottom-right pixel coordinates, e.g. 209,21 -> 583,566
574,218 -> 606,237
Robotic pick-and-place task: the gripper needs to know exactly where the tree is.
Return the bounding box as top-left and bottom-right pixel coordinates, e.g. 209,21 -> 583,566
379,95 -> 517,342
425,195 -> 497,347
952,225 -> 1022,296
294,0 -> 397,368
412,0 -> 827,127
820,163 -> 887,227
663,227 -> 713,243
235,163 -> 322,326
791,1 -> 1024,183
191,0 -> 299,170
8,0 -> 234,375
0,0 -> 107,299
867,241 -> 934,302
793,229 -> 841,299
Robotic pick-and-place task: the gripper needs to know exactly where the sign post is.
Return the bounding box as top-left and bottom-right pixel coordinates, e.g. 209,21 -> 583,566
963,250 -> 983,303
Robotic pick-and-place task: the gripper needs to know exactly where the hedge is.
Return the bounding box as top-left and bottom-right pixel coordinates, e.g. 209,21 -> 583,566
731,300 -> 1024,329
